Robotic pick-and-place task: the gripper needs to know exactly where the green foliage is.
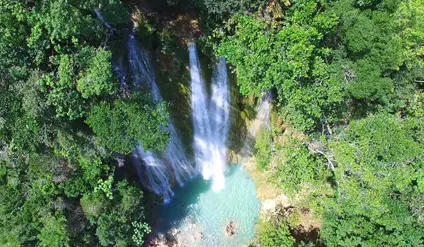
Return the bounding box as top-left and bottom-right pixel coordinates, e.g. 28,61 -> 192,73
87,95 -> 170,153
273,138 -> 330,195
0,1 -> 152,246
132,221 -> 151,246
331,0 -> 403,104
93,181 -> 147,247
218,8 -> 344,131
330,114 -> 423,214
95,176 -> 114,200
19,71 -> 50,119
258,220 -> 295,247
81,193 -> 108,219
34,0 -> 98,42
117,180 -> 143,212
38,214 -> 70,247
255,129 -> 273,169
322,199 -> 424,246
41,46 -> 120,120
2,0 -> 424,246
42,55 -> 86,120
218,15 -> 274,96
395,0 -> 424,72
193,0 -> 266,17
321,114 -> 424,246
77,49 -> 119,99
218,0 -> 424,130
238,1 -> 424,244
97,0 -> 130,26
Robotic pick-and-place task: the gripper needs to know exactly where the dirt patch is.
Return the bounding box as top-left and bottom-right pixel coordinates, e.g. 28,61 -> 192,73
244,157 -> 281,202
297,206 -> 322,231
291,225 -> 322,246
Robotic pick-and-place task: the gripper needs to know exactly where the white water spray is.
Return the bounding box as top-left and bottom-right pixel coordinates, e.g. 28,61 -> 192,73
189,43 -> 230,192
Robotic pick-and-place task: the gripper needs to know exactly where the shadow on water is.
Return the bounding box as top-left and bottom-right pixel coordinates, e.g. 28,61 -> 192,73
149,165 -> 239,235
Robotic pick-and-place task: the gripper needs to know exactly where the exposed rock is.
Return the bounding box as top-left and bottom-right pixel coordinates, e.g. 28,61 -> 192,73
262,195 -> 289,214
148,234 -> 178,247
307,141 -> 328,155
170,228 -> 180,237
225,221 -> 237,237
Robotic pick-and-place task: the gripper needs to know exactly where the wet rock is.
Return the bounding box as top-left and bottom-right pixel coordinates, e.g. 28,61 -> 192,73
170,228 -> 180,237
225,221 -> 237,237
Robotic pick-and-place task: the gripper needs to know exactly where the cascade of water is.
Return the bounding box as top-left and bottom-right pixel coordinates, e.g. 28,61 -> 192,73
209,57 -> 231,191
112,59 -> 128,89
189,43 -> 230,192
133,146 -> 174,200
239,92 -> 272,160
249,92 -> 272,137
188,43 -> 214,179
211,58 -> 231,140
128,34 -> 195,202
128,35 -> 162,100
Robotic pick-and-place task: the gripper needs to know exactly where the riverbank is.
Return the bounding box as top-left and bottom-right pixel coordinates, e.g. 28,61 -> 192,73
228,97 -> 324,245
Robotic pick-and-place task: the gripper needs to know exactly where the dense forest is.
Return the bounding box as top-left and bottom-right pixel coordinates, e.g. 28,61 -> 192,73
0,0 -> 423,246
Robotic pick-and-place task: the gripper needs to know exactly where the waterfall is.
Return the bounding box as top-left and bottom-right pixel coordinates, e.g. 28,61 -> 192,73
249,92 -> 272,138
112,59 -> 128,89
133,146 -> 174,200
128,34 -> 195,202
210,58 -> 231,148
188,43 -> 214,181
238,92 -> 272,161
209,57 -> 231,191
189,43 -> 230,192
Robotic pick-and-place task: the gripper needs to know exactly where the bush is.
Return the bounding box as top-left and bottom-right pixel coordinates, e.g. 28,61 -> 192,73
258,220 -> 295,247
255,129 -> 273,170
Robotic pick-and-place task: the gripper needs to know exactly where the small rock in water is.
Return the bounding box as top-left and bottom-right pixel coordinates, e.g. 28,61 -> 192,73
225,221 -> 237,237
170,228 -> 180,236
